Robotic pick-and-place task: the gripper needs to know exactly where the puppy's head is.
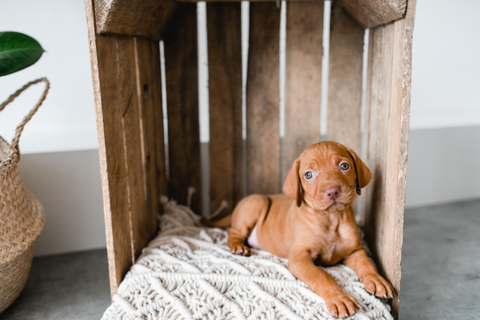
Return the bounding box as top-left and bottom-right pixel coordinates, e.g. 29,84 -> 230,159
282,141 -> 372,212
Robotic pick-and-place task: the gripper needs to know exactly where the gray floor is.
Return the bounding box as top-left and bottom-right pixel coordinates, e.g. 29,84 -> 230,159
2,200 -> 479,320
1,249 -> 110,320
399,199 -> 480,320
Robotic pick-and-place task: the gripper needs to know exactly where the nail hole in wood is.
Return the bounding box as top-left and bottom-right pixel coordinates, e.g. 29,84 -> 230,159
143,84 -> 148,97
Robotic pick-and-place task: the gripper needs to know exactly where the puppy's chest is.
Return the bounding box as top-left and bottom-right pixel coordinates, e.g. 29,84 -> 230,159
313,229 -> 354,265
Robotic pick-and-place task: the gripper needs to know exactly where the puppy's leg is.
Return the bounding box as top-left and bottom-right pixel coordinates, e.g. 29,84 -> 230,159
228,195 -> 269,256
289,251 -> 359,319
343,249 -> 394,299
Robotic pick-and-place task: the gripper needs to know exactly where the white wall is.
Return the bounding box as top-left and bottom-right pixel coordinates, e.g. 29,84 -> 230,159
19,150 -> 105,256
406,126 -> 480,208
0,0 -> 479,256
0,0 -> 98,154
409,0 -> 480,130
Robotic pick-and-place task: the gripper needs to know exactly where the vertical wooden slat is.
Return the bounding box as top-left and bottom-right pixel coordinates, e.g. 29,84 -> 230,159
164,4 -> 202,214
207,3 -> 243,215
149,41 -> 168,203
327,4 -> 364,154
283,1 -> 323,181
132,37 -> 161,255
85,17 -> 135,295
122,50 -> 148,262
246,3 -> 281,195
359,0 -> 417,318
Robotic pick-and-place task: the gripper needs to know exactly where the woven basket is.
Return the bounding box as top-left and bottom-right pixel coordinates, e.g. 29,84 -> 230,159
0,78 -> 50,313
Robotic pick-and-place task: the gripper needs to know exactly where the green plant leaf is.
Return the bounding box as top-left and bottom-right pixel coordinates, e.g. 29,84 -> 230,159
0,31 -> 44,77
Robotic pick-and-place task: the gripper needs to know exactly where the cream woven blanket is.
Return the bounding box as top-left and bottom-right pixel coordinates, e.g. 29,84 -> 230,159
102,196 -> 393,320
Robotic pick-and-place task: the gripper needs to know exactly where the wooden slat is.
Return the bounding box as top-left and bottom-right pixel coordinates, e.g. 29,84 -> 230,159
246,3 -> 281,195
164,4 -> 202,214
283,1 -> 323,182
149,40 -> 168,204
93,0 -> 405,39
207,3 -> 243,214
94,0 -> 178,41
340,0 -> 407,28
359,0 -> 417,318
133,37 -> 161,253
121,57 -> 148,262
326,5 -> 364,154
85,0 -> 135,294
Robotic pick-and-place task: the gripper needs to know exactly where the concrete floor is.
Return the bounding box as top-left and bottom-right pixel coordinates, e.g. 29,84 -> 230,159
1,249 -> 110,320
1,200 -> 479,320
399,199 -> 480,320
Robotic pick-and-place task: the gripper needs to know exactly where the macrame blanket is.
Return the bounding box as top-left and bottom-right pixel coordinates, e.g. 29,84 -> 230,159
102,196 -> 393,320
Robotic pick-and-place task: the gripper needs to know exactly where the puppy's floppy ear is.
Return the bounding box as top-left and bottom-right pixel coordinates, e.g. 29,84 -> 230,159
346,148 -> 372,195
283,159 -> 302,207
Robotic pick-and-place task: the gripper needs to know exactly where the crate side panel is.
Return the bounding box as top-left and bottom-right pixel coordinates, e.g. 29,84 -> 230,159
92,35 -> 136,294
133,37 -> 162,254
340,0 -> 407,28
360,0 -> 417,317
94,0 -> 178,40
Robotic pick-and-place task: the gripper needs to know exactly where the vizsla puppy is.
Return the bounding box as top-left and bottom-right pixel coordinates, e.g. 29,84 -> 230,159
203,141 -> 393,318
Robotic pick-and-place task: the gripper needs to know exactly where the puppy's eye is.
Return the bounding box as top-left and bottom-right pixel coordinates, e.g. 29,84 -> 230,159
340,163 -> 350,170
305,171 -> 313,179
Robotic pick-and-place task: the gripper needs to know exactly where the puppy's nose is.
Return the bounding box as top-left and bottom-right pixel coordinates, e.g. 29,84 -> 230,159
324,187 -> 341,200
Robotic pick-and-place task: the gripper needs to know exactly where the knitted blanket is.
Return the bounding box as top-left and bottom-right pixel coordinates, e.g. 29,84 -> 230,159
102,196 -> 393,320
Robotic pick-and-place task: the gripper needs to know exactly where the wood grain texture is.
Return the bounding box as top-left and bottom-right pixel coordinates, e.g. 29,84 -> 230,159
207,3 -> 243,214
85,0 -> 135,295
246,3 -> 281,195
94,0 -> 178,40
121,52 -> 148,262
283,1 -> 323,182
359,0 -> 417,318
164,4 -> 202,214
340,0 -> 407,28
149,40 -> 168,204
134,37 -> 161,252
326,4 -> 364,154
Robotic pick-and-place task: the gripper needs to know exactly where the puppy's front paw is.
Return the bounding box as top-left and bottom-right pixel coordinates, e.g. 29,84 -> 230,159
325,291 -> 359,319
360,273 -> 393,299
230,245 -> 251,256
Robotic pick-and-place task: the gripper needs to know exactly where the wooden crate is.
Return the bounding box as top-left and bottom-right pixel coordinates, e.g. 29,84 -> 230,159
84,0 -> 416,318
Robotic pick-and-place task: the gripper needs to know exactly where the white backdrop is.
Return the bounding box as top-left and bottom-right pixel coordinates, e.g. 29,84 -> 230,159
0,0 -> 98,154
410,0 -> 480,129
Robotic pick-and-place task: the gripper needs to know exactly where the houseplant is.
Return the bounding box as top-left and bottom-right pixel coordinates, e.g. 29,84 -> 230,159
0,31 -> 49,312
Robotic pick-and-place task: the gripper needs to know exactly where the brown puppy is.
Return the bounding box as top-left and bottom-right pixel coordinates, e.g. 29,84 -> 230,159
204,141 -> 393,318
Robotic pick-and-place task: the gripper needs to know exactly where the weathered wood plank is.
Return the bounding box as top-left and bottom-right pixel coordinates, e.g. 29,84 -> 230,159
164,3 -> 202,214
121,61 -> 148,263
85,0 -> 135,295
134,37 -> 161,253
283,1 -> 323,182
340,0 -> 407,28
94,0 -> 178,41
326,4 -> 364,154
149,40 -> 168,210
246,3 -> 281,195
359,0 -> 417,318
207,3 -> 243,214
